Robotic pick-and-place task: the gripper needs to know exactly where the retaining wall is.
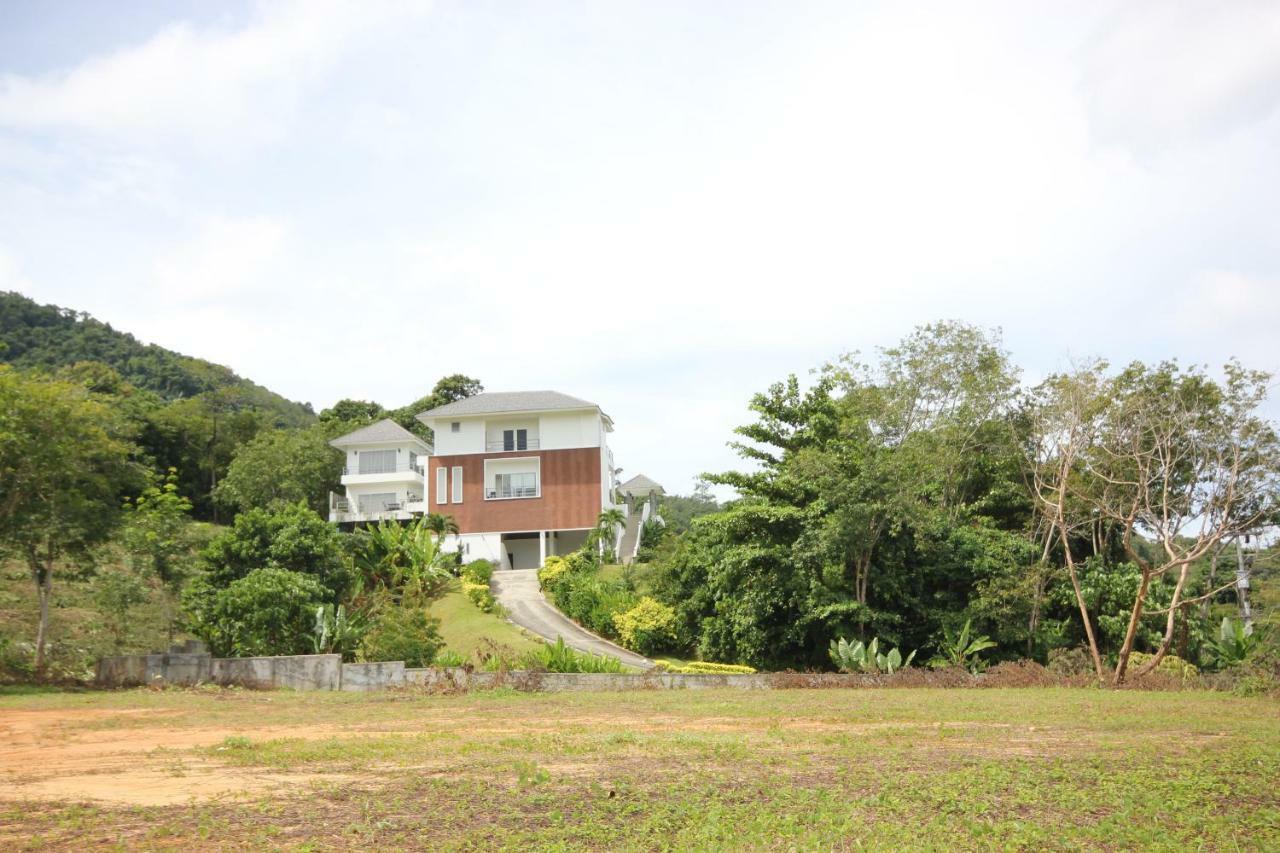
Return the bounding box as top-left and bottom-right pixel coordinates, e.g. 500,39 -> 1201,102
97,649 -> 854,692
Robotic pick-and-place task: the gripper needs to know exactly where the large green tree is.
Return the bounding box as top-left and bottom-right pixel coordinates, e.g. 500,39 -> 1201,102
214,425 -> 343,516
0,368 -> 138,670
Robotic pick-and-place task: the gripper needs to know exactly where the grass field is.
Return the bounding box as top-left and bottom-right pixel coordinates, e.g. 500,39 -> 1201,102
2,686 -> 1277,850
429,579 -> 546,660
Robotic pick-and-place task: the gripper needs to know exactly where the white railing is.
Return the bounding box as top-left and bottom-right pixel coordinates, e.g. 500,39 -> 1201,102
343,462 -> 424,475
485,438 -> 540,452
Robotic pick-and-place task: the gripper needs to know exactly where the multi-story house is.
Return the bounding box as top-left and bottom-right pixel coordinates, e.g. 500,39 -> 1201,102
329,390 -> 626,570
328,419 -> 432,522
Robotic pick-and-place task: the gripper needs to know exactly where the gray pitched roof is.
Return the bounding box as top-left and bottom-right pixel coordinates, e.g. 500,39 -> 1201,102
619,474 -> 664,496
328,418 -> 428,448
416,390 -> 598,420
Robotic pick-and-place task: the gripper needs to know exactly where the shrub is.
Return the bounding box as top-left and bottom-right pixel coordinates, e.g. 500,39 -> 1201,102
461,559 -> 494,585
613,597 -> 677,655
522,637 -> 625,673
359,606 -> 442,667
829,636 -> 916,674
201,502 -> 349,597
537,556 -> 570,592
661,661 -> 756,675
187,567 -> 328,657
1047,646 -> 1096,677
463,580 -> 496,613
311,603 -> 368,661
433,649 -> 466,667
1128,651 -> 1198,680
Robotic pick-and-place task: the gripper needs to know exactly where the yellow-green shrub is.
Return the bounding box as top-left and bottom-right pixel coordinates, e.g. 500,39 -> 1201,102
1128,651 -> 1198,680
537,556 -> 569,591
463,580 -> 496,613
612,596 -> 677,655
659,661 -> 757,675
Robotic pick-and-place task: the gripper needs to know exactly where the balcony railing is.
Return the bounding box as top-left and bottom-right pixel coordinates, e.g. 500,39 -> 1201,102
343,462 -> 424,475
485,438 -> 540,452
485,485 -> 539,499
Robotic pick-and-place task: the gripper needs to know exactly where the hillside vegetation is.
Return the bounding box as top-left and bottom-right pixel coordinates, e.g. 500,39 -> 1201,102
0,291 -> 314,426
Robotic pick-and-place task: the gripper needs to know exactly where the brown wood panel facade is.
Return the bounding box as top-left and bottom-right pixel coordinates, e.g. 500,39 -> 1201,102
428,447 -> 601,533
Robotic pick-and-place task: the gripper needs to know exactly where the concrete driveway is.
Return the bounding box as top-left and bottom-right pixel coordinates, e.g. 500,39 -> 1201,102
491,569 -> 653,670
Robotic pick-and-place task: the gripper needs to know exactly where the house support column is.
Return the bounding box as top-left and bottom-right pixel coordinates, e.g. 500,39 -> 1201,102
539,530 -> 547,568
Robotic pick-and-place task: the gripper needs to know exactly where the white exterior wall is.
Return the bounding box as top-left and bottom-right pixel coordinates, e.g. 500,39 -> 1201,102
539,411 -> 601,450
484,418 -> 539,448
599,420 -> 615,510
429,418 -> 485,455
440,532 -> 506,567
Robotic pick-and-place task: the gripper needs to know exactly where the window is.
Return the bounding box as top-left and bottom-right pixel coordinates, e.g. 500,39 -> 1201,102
358,449 -> 397,474
436,467 -> 448,504
451,466 -> 463,503
502,429 -> 528,451
491,471 -> 537,499
409,452 -> 418,470
451,422 -> 461,433
358,493 -> 397,513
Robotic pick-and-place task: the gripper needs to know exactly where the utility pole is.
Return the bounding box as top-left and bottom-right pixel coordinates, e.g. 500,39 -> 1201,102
1235,534 -> 1254,633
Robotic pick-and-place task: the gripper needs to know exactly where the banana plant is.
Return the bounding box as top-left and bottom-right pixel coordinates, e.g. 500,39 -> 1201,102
1212,616 -> 1262,667
312,603 -> 368,659
929,618 -> 997,673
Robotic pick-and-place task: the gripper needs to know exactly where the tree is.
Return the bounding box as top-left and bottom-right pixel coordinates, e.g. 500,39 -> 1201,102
200,501 -> 349,597
121,467 -> 195,641
0,368 -> 138,671
1026,360 -> 1280,684
391,374 -> 484,439
1091,362 -> 1279,683
214,426 -> 343,516
187,567 -> 329,657
92,566 -> 149,652
318,399 -> 385,428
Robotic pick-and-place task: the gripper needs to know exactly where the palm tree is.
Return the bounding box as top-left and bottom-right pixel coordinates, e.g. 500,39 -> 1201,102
423,512 -> 459,539
595,508 -> 626,562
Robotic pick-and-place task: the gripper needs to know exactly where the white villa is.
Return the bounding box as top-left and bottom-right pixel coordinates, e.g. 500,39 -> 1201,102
328,390 -> 661,570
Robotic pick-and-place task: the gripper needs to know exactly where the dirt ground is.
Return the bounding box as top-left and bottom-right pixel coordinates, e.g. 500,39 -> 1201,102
0,707 -> 369,805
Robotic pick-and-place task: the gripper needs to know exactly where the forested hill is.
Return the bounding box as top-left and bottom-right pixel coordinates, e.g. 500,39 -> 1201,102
0,291 -> 314,426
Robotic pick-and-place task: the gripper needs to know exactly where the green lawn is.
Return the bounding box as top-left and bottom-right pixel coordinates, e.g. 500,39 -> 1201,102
2,686 -> 1277,849
430,578 -> 546,660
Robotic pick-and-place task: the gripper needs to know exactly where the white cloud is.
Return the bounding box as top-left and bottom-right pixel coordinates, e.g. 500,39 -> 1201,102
0,245 -> 34,294
1083,1 -> 1280,151
153,216 -> 288,300
0,0 -> 431,147
1167,269 -> 1280,369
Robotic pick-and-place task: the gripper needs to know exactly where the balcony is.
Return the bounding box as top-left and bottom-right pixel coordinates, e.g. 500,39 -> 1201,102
343,461 -> 423,475
485,438 -> 540,453
485,484 -> 539,500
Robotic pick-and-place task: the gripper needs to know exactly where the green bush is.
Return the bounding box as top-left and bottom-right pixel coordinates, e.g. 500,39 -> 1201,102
358,606 -> 443,667
201,502 -> 349,597
186,567 -> 328,657
461,559 -> 494,585
463,580 -> 496,613
522,637 -> 625,673
613,597 -> 677,655
433,649 -> 466,667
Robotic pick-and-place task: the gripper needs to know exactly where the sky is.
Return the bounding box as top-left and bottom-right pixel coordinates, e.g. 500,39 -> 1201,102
1,0 -> 1278,496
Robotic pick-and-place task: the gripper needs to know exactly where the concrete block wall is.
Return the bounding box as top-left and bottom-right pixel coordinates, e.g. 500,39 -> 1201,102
341,661 -> 405,692
211,655 -> 342,691
96,651 -> 814,693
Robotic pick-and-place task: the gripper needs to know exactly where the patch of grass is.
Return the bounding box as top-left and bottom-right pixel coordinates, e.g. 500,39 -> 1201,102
2,688 -> 1278,849
429,579 -> 545,661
